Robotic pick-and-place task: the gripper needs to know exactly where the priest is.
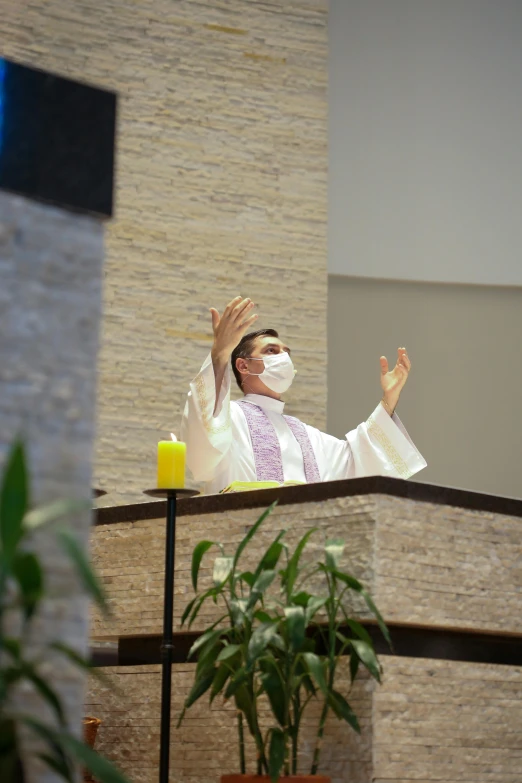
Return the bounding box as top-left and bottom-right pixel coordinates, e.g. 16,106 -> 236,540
181,296 -> 426,494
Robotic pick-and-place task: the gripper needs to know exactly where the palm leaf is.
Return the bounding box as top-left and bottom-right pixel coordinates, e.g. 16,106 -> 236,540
0,440 -> 28,560
56,529 -> 108,613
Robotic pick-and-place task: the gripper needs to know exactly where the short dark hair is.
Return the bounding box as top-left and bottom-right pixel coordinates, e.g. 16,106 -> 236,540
231,329 -> 279,390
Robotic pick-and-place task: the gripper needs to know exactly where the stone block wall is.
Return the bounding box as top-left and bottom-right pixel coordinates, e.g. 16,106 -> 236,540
0,192 -> 105,783
85,662 -> 373,783
91,494 -> 522,638
87,492 -> 522,781
85,656 -> 522,783
1,0 -> 329,503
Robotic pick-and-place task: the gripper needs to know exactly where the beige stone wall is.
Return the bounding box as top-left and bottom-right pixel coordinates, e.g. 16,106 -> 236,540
85,655 -> 522,783
373,656 -> 522,783
91,494 -> 522,637
91,495 -> 377,637
85,662 -> 373,783
88,493 -> 522,781
0,193 -> 105,783
1,0 -> 328,504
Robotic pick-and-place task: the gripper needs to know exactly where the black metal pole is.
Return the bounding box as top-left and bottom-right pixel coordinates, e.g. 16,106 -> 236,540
159,493 -> 177,783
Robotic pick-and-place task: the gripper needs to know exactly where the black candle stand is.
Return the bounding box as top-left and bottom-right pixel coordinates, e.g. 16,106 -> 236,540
143,488 -> 198,783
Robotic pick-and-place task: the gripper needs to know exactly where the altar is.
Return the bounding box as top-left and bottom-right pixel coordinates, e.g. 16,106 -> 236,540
86,477 -> 522,783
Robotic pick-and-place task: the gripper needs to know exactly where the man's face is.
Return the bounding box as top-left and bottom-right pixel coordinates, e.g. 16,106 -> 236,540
248,335 -> 291,366
235,334 -> 292,396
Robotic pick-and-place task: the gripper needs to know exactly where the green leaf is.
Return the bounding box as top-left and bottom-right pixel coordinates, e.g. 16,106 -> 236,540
349,650 -> 360,683
23,717 -> 131,783
268,727 -> 285,783
191,540 -> 214,591
233,501 -> 278,572
210,662 -> 232,704
324,538 -> 345,570
284,606 -> 305,651
283,527 -> 317,597
56,528 -> 108,613
184,668 -> 216,709
329,568 -> 362,591
259,664 -> 285,726
224,668 -> 248,699
253,531 -> 286,580
0,440 -> 28,559
247,569 -> 276,610
213,556 -> 233,586
23,499 -> 90,532
188,628 -> 223,660
186,587 -> 223,628
234,684 -> 256,736
361,588 -> 392,648
230,598 -> 248,627
181,595 -> 197,626
217,644 -> 241,662
0,718 -> 21,782
342,618 -> 374,646
291,591 -> 312,607
238,570 -> 255,588
305,596 -> 328,624
302,652 -> 328,695
38,752 -> 74,782
254,609 -> 272,623
247,622 -> 278,668
328,690 -> 360,733
2,638 -> 21,660
12,551 -> 44,619
351,639 -> 381,682
196,639 -> 224,678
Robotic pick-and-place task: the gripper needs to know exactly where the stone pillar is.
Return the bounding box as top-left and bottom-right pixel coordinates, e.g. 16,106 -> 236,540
0,57 -> 116,782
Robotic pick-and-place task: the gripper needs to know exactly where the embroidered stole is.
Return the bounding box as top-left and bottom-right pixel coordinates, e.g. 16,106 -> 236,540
236,400 -> 321,484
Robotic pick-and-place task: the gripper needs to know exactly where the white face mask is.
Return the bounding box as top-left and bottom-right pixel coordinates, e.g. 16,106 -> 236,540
246,352 -> 296,394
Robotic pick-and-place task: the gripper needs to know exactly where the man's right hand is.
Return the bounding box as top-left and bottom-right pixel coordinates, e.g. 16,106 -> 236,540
210,297 -> 258,363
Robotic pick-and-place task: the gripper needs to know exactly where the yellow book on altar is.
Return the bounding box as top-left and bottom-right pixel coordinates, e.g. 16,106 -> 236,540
220,480 -> 304,494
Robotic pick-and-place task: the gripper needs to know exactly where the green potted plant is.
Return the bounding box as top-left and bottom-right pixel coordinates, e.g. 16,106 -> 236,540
0,440 -> 129,783
179,503 -> 390,783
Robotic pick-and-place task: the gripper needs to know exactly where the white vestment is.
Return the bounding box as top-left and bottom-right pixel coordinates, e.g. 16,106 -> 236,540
181,353 -> 427,495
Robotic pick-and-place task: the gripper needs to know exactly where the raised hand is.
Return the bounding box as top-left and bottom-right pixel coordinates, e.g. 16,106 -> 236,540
379,347 -> 411,414
210,296 -> 258,363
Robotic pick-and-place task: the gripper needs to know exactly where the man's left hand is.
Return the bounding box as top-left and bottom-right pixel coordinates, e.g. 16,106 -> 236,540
379,347 -> 411,414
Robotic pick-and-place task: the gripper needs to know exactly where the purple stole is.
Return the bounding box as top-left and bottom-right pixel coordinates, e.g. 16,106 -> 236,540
236,400 -> 321,484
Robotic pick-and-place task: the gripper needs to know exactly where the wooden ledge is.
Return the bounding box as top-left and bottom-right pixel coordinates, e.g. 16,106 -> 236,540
90,621 -> 522,669
94,476 -> 522,527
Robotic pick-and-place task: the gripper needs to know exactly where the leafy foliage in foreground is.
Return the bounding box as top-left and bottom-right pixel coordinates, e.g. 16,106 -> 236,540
0,440 -> 129,783
179,502 -> 390,781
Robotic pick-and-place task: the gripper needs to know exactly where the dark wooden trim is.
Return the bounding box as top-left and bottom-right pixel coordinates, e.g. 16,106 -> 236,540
94,476 -> 522,527
90,623 -> 522,669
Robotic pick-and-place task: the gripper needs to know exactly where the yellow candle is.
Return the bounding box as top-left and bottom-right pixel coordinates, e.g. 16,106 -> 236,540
157,439 -> 186,489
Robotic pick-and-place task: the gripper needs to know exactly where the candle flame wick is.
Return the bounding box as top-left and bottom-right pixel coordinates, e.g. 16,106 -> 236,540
170,433 -> 177,442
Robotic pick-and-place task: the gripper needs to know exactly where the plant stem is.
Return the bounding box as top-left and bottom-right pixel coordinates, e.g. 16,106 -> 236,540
249,670 -> 268,774
237,712 -> 246,774
311,580 -> 338,776
291,692 -> 301,774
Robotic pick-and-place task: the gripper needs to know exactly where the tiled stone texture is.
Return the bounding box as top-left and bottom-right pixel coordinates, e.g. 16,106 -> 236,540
85,662 -> 373,783
88,493 -> 522,780
91,495 -> 378,637
372,656 -> 522,783
1,0 -> 328,504
0,192 -> 105,782
91,494 -> 522,637
84,657 -> 522,783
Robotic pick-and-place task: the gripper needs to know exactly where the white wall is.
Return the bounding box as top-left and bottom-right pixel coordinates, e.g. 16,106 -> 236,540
329,0 -> 522,286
